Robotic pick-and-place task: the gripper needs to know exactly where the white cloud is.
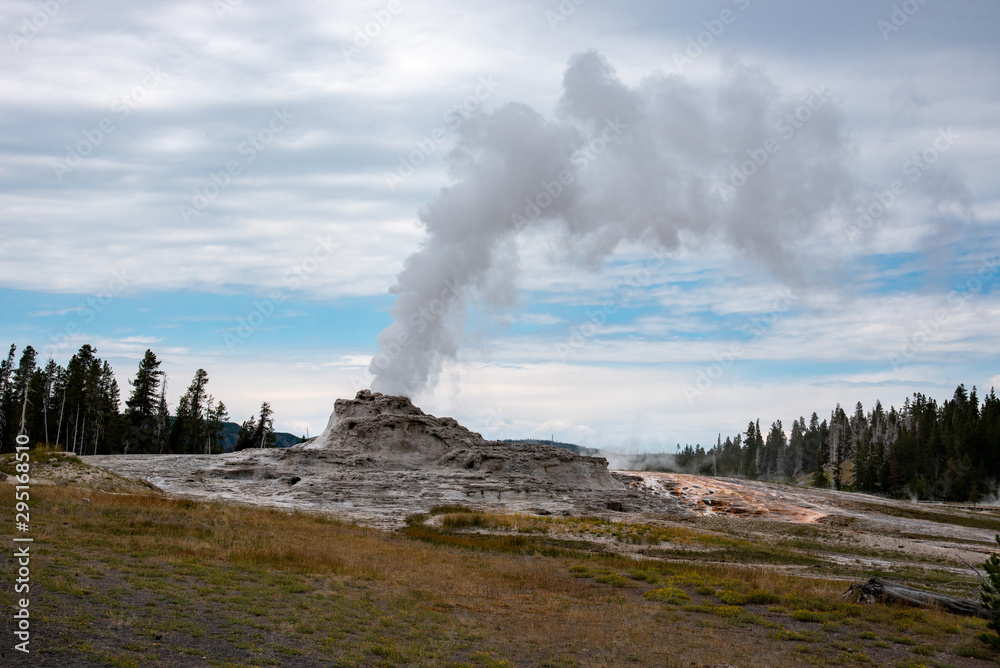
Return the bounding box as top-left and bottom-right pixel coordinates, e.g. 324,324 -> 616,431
1,0 -> 998,446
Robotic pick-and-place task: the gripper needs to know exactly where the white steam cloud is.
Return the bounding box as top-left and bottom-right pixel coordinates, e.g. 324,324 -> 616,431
369,51 -> 856,397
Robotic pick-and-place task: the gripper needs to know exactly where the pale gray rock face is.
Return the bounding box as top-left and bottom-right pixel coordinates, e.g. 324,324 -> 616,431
88,390 -> 683,528
300,390 -> 620,490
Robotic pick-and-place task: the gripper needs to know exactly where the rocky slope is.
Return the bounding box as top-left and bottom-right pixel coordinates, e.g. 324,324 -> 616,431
87,390 -> 682,527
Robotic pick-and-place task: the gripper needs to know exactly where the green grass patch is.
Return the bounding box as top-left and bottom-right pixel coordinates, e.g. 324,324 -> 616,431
717,590 -> 781,606
593,573 -> 631,587
953,644 -> 991,659
682,604 -> 743,618
770,629 -> 824,642
790,609 -> 824,623
644,587 -> 691,604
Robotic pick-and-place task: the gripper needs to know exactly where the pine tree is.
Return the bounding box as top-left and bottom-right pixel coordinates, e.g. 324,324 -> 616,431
254,402 -> 276,448
235,416 -> 257,451
124,350 -> 163,453
763,420 -> 786,478
3,345 -> 39,450
83,356 -> 105,455
828,405 -> 849,490
850,402 -> 871,491
25,365 -> 47,445
788,417 -> 806,478
154,376 -> 169,454
744,421 -> 760,479
53,365 -> 67,450
60,345 -> 98,454
40,359 -> 59,446
97,361 -> 121,454
753,419 -> 764,477
170,393 -> 190,453
811,467 -> 831,488
0,344 -> 14,450
126,350 -> 162,417
204,397 -> 229,454
171,369 -> 209,454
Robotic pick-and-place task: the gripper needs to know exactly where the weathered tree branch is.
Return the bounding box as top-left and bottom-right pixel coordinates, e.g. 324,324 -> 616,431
843,577 -> 987,619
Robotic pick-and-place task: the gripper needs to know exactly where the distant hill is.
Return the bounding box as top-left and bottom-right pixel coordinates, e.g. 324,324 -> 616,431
501,438 -> 601,456
219,422 -> 303,452
217,430 -> 598,455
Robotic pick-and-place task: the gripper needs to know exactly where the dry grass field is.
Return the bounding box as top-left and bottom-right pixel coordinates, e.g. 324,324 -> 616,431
2,448 -> 1000,667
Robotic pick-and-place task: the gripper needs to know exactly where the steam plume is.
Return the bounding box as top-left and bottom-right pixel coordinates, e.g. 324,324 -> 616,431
369,51 -> 855,396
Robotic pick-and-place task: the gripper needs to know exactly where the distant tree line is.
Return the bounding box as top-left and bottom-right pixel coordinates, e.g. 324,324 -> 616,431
0,342 -> 279,455
676,384 -> 1000,502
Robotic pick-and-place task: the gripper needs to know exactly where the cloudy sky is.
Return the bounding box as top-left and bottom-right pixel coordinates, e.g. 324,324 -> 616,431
1,0 -> 998,450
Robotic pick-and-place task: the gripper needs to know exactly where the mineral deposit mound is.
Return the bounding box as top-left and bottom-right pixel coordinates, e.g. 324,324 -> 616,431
302,391 -> 619,488
88,390 -> 681,527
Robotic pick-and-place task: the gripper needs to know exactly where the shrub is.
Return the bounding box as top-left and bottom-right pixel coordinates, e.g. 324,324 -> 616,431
628,569 -> 660,583
954,644 -> 991,659
594,573 -> 631,588
429,504 -> 477,515
440,513 -> 487,529
682,604 -> 743,618
790,610 -> 823,623
644,587 -> 690,604
719,590 -> 781,606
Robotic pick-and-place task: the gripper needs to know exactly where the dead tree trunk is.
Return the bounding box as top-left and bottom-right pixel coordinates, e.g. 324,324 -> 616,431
844,577 -> 987,619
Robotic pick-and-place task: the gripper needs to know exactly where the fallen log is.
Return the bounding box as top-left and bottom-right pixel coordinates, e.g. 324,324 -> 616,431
843,577 -> 988,619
